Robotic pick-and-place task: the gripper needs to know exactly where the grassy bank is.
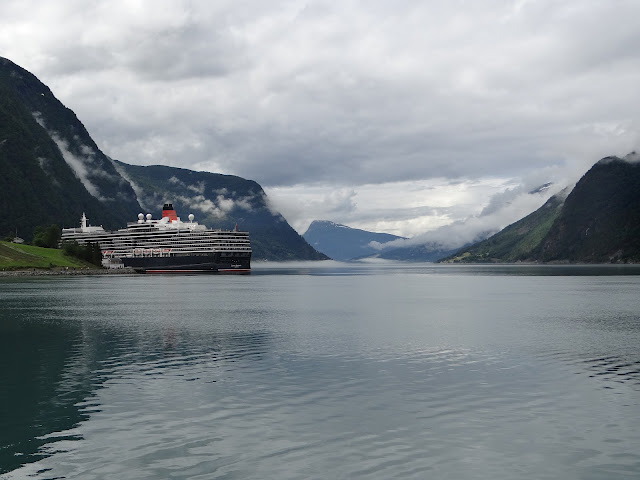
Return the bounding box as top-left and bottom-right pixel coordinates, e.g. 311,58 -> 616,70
0,241 -> 97,270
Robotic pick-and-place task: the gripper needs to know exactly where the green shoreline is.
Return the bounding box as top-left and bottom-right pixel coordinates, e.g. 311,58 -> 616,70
0,240 -> 137,275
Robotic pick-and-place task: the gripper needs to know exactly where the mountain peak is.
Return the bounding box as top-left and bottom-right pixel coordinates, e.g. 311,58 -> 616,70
306,220 -> 351,232
303,221 -> 403,261
596,151 -> 639,166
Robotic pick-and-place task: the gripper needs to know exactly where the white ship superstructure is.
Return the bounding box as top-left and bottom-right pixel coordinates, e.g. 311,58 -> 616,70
60,204 -> 251,273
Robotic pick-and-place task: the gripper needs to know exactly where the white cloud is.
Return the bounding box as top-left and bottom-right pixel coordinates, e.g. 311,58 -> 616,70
216,194 -> 235,213
266,177 -> 526,237
372,185 -> 561,251
52,133 -> 107,200
177,194 -> 224,218
233,196 -> 254,211
176,192 -> 255,218
110,157 -> 149,210
187,181 -> 206,194
33,111 -> 110,200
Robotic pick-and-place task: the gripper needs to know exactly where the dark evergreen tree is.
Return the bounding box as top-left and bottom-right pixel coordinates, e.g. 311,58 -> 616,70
61,240 -> 102,267
33,224 -> 61,248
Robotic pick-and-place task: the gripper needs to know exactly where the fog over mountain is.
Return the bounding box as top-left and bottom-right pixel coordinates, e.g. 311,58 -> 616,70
440,153 -> 640,263
368,181 -> 566,253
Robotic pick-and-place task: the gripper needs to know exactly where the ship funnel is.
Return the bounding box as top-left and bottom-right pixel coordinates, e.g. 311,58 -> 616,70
162,203 -> 178,222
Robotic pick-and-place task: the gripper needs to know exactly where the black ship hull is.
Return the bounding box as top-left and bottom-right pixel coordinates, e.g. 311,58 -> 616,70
122,254 -> 251,274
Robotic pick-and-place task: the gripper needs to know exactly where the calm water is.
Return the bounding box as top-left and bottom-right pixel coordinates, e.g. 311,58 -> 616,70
1,263 -> 640,479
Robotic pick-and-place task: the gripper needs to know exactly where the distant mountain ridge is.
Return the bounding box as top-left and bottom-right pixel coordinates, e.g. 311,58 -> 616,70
0,56 -> 325,260
303,220 -> 403,261
442,153 -> 640,263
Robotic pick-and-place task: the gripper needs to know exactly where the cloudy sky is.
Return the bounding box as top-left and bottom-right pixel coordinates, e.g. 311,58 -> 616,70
1,0 -> 639,243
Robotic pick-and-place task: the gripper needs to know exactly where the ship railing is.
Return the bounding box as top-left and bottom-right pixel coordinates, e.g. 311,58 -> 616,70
132,248 -> 173,257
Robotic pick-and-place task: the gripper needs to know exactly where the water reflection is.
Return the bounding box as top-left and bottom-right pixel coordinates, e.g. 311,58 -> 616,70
0,313 -> 88,473
583,356 -> 640,385
0,279 -> 274,474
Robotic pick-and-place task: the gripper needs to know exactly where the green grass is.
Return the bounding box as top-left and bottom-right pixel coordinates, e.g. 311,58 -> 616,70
0,241 -> 96,270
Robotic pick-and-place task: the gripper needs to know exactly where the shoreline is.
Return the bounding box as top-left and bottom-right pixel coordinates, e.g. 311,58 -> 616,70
0,268 -> 136,277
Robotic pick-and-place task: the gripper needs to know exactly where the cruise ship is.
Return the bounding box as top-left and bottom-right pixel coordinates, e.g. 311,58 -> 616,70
60,204 -> 251,273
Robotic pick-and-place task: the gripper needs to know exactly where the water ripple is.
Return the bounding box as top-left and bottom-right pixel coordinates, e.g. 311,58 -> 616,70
2,273 -> 640,478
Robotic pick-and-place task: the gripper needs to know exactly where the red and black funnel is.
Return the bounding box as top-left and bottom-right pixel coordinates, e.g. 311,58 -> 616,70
162,203 -> 178,222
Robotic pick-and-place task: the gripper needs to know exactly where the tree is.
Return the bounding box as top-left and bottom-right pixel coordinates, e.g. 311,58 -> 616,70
33,224 -> 61,248
61,240 -> 103,267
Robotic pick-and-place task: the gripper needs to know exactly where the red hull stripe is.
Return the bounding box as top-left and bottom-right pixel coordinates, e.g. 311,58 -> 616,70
145,270 -> 209,273
144,269 -> 251,274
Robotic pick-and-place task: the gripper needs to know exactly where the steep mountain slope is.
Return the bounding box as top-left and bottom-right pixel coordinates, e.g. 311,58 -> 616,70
443,153 -> 640,264
0,57 -> 141,237
442,191 -> 566,263
303,220 -> 403,261
538,155 -> 640,263
117,162 -> 327,260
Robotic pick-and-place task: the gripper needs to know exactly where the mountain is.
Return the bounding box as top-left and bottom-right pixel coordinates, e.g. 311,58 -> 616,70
0,56 -> 325,260
303,220 -> 403,261
0,57 -> 141,235
442,154 -> 640,263
538,154 -> 640,263
115,162 -> 327,260
441,191 -> 566,263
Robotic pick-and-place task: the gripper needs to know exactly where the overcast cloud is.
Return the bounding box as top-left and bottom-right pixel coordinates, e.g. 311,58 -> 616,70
1,0 -> 638,241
